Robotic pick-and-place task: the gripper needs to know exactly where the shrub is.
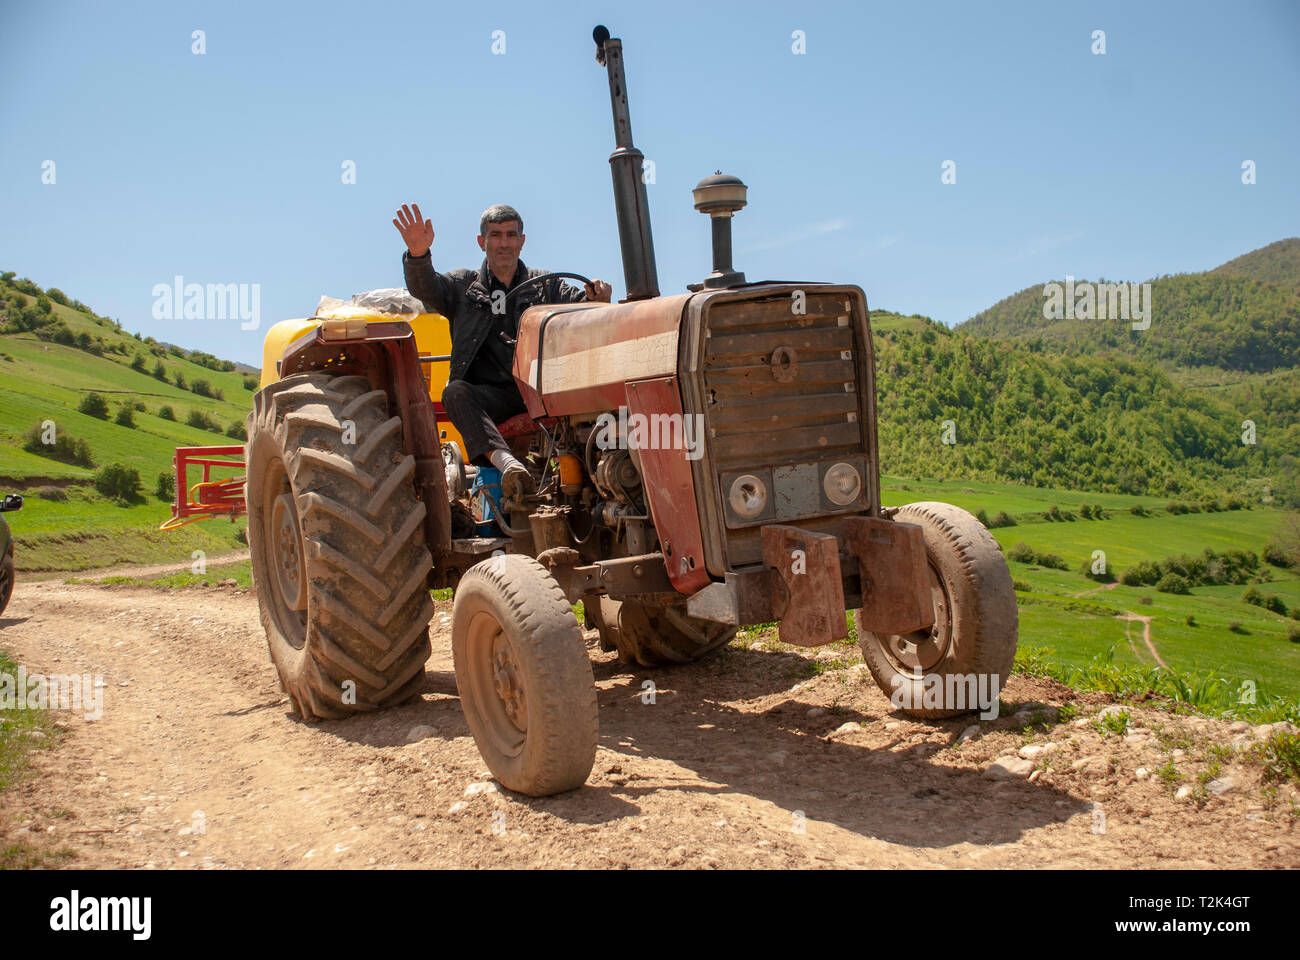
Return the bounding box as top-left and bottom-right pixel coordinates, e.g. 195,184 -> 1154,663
1079,503 -> 1093,519
114,405 -> 135,427
1156,573 -> 1190,595
1138,595 -> 1154,606
186,409 -> 221,432
22,423 -> 94,467
158,405 -> 175,421
152,359 -> 168,382
989,511 -> 1016,528
1120,561 -> 1161,586
130,353 -> 147,372
174,370 -> 186,389
1224,497 -> 1245,511
1228,621 -> 1249,635
1037,552 -> 1069,570
975,508 -> 990,527
242,374 -> 259,392
155,471 -> 174,501
77,392 -> 109,419
191,378 -> 215,398
93,462 -> 141,500
1263,542 -> 1293,568
45,287 -> 69,306
1166,501 -> 1188,515
1185,615 -> 1197,627
36,485 -> 67,502
1012,579 -> 1031,592
1008,542 -> 1036,564
1046,505 -> 1062,521
225,421 -> 247,441
1129,504 -> 1148,517
1289,625 -> 1300,644
1080,559 -> 1115,583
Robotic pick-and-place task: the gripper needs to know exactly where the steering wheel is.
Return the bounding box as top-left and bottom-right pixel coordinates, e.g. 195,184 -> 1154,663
504,272 -> 594,306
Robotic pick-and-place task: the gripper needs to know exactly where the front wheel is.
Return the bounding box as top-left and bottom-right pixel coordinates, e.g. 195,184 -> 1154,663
452,554 -> 597,795
855,502 -> 1017,718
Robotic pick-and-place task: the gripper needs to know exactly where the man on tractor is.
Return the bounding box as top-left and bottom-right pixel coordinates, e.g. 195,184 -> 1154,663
394,202 -> 612,500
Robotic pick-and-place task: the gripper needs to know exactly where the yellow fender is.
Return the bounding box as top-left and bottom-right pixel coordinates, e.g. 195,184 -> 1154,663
258,308 -> 466,461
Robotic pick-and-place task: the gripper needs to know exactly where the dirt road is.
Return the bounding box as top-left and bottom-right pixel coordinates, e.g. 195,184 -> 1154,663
1,578 -> 1296,868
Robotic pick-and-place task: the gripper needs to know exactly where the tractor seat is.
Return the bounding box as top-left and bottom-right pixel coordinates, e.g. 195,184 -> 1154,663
496,413 -> 558,440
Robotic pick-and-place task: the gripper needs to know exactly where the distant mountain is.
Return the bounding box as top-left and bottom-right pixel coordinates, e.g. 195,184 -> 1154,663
956,240 -> 1300,373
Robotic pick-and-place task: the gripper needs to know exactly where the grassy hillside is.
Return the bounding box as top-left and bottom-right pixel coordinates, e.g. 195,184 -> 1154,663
883,475 -> 1300,703
0,272 -> 255,569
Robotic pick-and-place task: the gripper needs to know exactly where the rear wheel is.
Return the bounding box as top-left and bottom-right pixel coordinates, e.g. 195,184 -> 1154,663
854,501 -> 1017,718
595,597 -> 737,668
246,373 -> 433,720
452,554 -> 597,795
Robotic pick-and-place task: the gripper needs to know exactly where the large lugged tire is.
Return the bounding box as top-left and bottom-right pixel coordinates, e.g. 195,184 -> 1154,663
855,502 -> 1017,719
595,597 -> 737,668
452,555 -> 597,795
246,373 -> 433,720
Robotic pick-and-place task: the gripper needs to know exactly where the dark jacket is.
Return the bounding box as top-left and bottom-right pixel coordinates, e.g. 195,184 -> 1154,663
403,252 -> 587,384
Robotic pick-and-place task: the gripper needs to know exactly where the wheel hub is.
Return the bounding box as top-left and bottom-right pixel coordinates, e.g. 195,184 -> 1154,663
886,561 -> 950,672
269,492 -> 307,612
491,634 -> 527,731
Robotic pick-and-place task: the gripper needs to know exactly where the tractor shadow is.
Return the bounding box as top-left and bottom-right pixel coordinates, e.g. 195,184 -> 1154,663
574,644 -> 1093,848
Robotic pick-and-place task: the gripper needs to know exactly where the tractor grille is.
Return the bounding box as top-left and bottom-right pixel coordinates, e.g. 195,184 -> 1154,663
700,289 -> 872,568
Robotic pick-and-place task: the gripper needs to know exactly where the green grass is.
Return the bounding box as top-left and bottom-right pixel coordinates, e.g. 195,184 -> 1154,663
0,650 -> 54,793
70,560 -> 253,589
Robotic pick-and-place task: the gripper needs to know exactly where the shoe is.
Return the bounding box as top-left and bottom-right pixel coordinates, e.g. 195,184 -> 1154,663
500,462 -> 536,503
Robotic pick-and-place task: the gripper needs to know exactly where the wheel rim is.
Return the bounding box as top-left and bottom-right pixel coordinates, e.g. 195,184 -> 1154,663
260,457 -> 307,649
466,610 -> 526,758
881,559 -> 952,673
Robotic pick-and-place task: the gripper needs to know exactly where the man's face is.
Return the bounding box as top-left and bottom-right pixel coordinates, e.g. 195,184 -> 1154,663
477,220 -> 524,278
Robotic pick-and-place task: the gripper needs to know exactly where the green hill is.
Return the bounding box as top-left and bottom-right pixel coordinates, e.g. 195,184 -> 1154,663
868,310 -> 1294,499
0,271 -> 258,569
957,268 -> 1300,372
1212,237 -> 1300,292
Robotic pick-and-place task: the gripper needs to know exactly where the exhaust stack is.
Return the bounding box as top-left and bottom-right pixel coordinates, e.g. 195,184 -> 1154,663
594,25 -> 659,301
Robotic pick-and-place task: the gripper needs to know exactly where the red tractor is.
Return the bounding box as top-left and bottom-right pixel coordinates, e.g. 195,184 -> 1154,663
204,26 -> 1017,796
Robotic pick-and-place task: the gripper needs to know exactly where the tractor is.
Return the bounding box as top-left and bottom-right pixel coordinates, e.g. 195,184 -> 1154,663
172,26 -> 1017,797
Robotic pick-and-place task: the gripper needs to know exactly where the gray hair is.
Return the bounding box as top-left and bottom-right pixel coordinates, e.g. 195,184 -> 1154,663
479,204 -> 523,236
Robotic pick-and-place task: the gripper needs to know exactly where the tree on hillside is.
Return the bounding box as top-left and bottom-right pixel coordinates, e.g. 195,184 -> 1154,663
152,360 -> 168,382
131,353 -> 147,372
45,288 -> 70,306
78,392 -> 109,419
114,405 -> 135,427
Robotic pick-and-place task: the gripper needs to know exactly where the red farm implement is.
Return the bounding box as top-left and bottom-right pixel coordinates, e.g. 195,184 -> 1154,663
160,445 -> 247,530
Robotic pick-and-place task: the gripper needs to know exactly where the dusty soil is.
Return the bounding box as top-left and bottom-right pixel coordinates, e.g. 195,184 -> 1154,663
1,577 -> 1296,869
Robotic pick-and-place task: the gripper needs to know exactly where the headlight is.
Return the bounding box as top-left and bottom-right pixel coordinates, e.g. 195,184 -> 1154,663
728,474 -> 768,519
823,462 -> 861,506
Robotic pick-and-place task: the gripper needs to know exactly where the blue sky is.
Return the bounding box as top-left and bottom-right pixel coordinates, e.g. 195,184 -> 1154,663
2,0 -> 1297,367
